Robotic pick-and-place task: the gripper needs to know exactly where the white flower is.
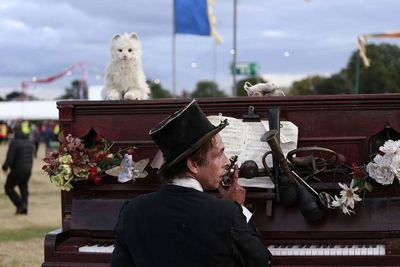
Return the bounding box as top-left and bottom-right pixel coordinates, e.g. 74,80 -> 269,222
331,195 -> 355,215
380,140 -> 400,155
338,180 -> 362,209
340,204 -> 355,215
331,195 -> 343,208
390,154 -> 400,179
366,154 -> 395,185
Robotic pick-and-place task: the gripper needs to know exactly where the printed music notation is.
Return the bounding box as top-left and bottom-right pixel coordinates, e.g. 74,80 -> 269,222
208,115 -> 298,168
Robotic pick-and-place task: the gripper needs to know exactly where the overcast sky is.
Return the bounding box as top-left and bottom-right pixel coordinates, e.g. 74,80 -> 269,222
0,0 -> 399,99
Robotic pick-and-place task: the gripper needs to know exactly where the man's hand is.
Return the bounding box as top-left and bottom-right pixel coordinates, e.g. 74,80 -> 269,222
218,165 -> 246,205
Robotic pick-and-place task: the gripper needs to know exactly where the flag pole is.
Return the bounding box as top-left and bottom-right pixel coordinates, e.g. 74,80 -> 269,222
172,0 -> 176,96
232,0 -> 237,96
355,51 -> 360,94
213,42 -> 217,84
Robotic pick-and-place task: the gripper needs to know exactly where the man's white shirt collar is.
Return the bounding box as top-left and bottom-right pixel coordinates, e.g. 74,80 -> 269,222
172,177 -> 204,192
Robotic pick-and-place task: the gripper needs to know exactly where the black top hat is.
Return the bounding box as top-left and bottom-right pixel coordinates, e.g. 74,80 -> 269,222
149,99 -> 228,174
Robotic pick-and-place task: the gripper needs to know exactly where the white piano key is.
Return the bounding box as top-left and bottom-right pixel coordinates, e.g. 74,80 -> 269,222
316,245 -> 324,256
105,245 -> 115,253
287,245 -> 296,256
309,245 -> 318,256
328,245 -> 336,256
280,245 -> 288,256
336,245 -> 343,256
360,245 -> 368,255
354,245 -> 362,256
268,245 -> 277,256
348,245 -> 356,256
291,245 -> 300,256
298,245 -> 306,256
366,245 -> 374,256
378,245 -> 386,255
78,245 -> 90,252
342,245 -> 349,256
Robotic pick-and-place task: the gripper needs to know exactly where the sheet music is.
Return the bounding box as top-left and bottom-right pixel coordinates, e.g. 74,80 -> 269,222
208,115 -> 298,169
238,176 -> 275,189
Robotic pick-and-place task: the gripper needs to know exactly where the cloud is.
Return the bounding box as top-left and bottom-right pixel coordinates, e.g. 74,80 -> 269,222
261,30 -> 288,38
1,18 -> 29,31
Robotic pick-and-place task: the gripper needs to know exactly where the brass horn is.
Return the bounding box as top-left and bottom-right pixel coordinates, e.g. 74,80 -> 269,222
263,129 -> 333,223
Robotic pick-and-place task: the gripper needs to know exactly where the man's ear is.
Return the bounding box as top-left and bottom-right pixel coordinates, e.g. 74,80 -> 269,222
186,158 -> 198,174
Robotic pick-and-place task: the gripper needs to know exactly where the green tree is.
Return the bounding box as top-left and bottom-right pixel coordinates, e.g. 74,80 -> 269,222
289,43 -> 400,94
59,80 -> 88,99
314,71 -> 353,95
148,80 -> 172,98
191,81 -> 226,98
347,43 -> 400,93
5,91 -> 36,101
289,75 -> 324,95
235,76 -> 266,96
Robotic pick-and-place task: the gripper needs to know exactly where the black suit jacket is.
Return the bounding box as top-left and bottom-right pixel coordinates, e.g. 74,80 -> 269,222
111,185 -> 271,267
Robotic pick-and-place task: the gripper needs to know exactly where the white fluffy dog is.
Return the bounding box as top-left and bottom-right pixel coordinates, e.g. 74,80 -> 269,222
102,32 -> 150,100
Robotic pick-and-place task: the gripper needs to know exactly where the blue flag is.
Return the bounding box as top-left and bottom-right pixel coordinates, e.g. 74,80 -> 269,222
174,0 -> 222,43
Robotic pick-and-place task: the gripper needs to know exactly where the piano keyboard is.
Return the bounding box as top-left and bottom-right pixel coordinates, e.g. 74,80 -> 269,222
78,243 -> 115,253
78,242 -> 386,256
268,244 -> 386,256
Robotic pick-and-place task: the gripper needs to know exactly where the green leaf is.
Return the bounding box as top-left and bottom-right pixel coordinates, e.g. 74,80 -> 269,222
364,181 -> 373,192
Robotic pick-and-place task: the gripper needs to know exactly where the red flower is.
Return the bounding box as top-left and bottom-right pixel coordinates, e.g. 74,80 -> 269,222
88,166 -> 98,178
352,163 -> 364,179
94,176 -> 102,185
96,151 -> 106,162
95,133 -> 102,142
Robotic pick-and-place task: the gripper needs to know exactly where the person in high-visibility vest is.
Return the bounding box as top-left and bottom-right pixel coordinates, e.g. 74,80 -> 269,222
53,123 -> 60,136
0,122 -> 8,144
21,121 -> 30,135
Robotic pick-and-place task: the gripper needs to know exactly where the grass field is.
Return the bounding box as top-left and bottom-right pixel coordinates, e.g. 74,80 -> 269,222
0,142 -> 61,267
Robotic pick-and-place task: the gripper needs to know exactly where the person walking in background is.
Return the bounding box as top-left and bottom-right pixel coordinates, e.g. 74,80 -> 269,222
43,122 -> 54,156
31,123 -> 41,158
2,125 -> 34,215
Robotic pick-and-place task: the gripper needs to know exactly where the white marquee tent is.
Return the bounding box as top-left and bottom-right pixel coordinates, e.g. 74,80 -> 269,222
0,101 -> 58,120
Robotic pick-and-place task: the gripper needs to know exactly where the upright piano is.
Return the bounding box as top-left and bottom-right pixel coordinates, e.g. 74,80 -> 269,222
43,94 -> 400,266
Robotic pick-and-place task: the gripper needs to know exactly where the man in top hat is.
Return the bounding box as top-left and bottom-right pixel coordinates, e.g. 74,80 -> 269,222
111,100 -> 271,267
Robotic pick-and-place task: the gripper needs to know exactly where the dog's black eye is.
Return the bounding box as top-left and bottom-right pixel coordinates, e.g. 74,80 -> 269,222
118,49 -> 122,52
128,49 -> 132,52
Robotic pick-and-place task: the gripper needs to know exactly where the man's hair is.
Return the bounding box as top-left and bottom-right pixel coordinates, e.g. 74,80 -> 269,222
162,137 -> 215,182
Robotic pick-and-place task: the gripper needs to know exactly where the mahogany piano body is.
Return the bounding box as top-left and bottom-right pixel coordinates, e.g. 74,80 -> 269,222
43,94 -> 400,266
